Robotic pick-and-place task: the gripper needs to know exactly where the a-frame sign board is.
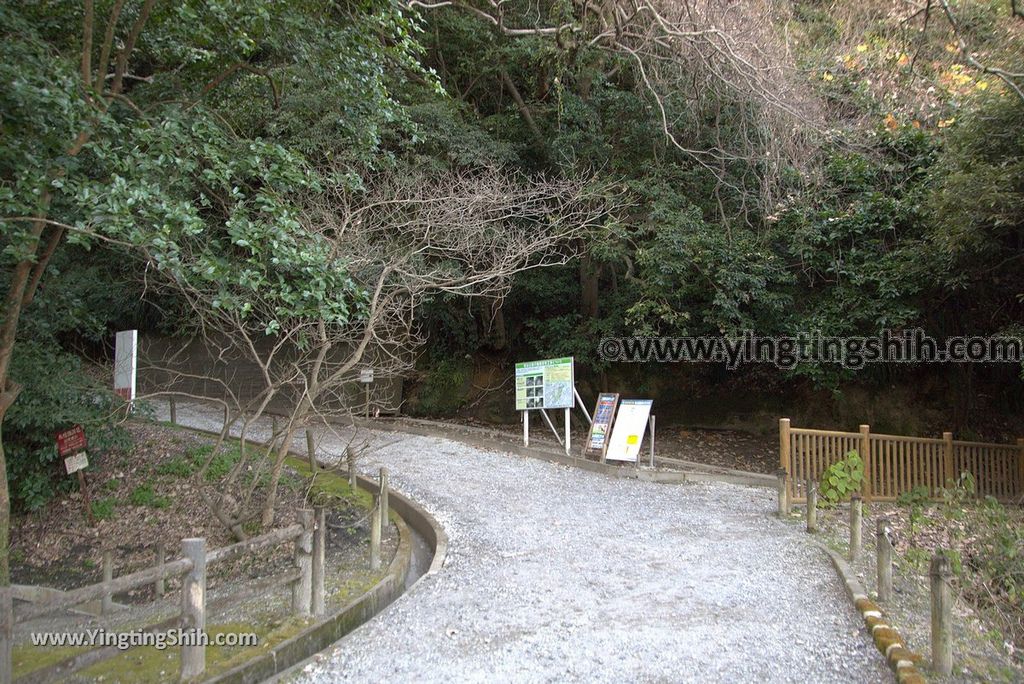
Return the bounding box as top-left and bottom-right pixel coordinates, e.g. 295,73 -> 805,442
582,393 -> 620,463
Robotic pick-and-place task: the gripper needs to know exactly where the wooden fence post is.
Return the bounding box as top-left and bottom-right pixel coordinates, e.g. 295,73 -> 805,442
776,468 -> 789,517
379,467 -> 389,534
943,431 -> 955,489
155,542 -> 165,598
0,586 -> 13,684
859,424 -> 872,502
180,538 -> 206,681
877,518 -> 893,603
1017,438 -> 1024,499
930,552 -> 953,675
292,509 -> 314,617
805,477 -> 818,533
169,396 -> 177,425
312,506 -> 326,617
849,492 -> 862,561
347,447 -> 357,489
102,550 -> 114,615
370,495 -> 381,571
779,419 -> 791,498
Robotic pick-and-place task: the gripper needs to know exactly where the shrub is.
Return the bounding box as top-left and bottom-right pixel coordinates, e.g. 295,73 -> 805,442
818,450 -> 865,506
409,359 -> 469,416
4,343 -> 131,511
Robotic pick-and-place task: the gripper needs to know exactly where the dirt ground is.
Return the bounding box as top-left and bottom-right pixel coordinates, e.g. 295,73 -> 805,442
810,501 -> 1024,682
10,422 -> 378,602
440,415 -> 777,473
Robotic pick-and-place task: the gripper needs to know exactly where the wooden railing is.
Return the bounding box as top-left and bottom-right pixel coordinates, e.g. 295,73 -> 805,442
779,418 -> 1024,504
4,510 -> 323,684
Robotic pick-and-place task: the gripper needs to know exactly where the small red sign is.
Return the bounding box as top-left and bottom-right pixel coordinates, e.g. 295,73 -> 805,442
56,425 -> 87,457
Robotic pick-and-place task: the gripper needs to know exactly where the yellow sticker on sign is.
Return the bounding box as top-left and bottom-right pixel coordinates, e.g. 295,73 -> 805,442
626,435 -> 639,445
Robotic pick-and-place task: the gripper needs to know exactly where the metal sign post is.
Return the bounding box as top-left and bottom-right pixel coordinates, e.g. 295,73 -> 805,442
113,330 -> 137,405
649,415 -> 656,468
359,369 -> 374,419
564,407 -> 570,455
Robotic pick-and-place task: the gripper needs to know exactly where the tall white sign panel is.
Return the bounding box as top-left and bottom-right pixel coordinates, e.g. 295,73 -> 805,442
605,399 -> 653,462
114,329 -> 138,402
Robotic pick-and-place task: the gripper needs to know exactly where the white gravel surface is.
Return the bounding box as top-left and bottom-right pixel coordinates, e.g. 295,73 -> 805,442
163,402 -> 890,683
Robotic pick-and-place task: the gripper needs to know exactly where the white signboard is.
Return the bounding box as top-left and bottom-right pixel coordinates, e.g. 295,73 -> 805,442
64,451 -> 89,474
515,357 -> 574,410
605,399 -> 653,462
114,329 -> 138,401
359,369 -> 374,384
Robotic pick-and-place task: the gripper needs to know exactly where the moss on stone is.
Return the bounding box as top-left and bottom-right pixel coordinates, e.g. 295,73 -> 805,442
855,597 -> 881,614
12,645 -> 89,678
873,628 -> 901,653
864,615 -> 887,630
76,619 -> 311,682
896,667 -> 926,684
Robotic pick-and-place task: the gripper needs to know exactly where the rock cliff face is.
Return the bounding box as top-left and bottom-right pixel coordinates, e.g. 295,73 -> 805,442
138,334 -> 405,417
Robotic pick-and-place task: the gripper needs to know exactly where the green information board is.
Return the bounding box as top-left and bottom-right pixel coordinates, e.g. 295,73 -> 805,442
515,357 -> 574,410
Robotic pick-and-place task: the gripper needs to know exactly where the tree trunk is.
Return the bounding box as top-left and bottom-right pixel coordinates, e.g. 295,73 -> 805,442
260,400 -> 313,528
580,253 -> 600,319
0,416 -> 13,675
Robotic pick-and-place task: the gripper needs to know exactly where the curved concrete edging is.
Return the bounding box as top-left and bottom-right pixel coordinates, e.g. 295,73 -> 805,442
817,543 -> 927,684
356,415 -> 774,489
168,422 -> 449,683
207,505 -> 413,684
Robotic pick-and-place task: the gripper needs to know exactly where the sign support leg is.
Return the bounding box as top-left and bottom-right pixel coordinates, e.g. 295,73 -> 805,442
539,409 -> 564,446
523,410 -> 529,447
564,407 -> 571,456
649,415 -> 656,468
78,471 -> 95,525
573,387 -> 593,427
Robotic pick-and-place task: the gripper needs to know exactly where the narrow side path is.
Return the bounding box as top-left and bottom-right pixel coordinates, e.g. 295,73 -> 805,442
165,403 -> 888,683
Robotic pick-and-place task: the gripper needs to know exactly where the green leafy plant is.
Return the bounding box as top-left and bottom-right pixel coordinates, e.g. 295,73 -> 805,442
128,483 -> 170,509
940,471 -> 976,520
897,484 -> 931,536
156,457 -> 195,479
818,450 -> 865,506
897,484 -> 931,508
90,498 -> 116,521
200,445 -> 244,482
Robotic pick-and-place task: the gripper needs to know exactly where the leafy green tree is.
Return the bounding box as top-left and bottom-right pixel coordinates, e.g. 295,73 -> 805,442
0,4 -> 427,661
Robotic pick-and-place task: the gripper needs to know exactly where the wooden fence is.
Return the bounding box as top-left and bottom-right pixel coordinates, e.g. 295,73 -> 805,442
3,509 -> 325,684
779,418 -> 1024,504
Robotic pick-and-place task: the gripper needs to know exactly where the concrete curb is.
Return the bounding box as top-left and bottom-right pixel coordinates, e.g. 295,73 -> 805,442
358,416 -> 774,489
206,501 -> 413,684
816,542 -> 927,684
160,421 -> 450,683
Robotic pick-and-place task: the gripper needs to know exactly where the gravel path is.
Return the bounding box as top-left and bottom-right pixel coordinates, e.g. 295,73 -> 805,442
165,403 -> 889,683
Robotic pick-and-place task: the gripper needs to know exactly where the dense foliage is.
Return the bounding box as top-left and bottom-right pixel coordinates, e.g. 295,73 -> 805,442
2,0 -> 1023,509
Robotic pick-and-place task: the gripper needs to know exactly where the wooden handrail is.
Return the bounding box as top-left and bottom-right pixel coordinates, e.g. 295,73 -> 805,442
869,433 -> 944,445
952,439 -> 1019,450
17,557 -> 194,622
789,427 -> 860,438
16,522 -> 304,624
207,523 -> 303,565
